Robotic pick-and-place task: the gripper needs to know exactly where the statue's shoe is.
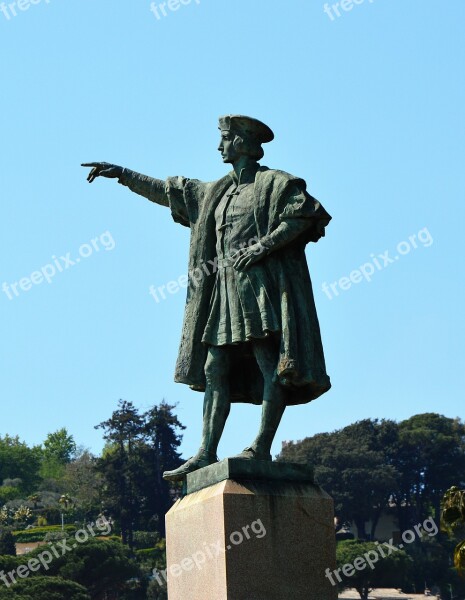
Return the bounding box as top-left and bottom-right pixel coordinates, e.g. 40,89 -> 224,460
232,446 -> 272,461
162,449 -> 218,482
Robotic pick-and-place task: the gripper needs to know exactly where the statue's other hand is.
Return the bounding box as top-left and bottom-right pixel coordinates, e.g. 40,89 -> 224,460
81,162 -> 123,183
232,242 -> 268,272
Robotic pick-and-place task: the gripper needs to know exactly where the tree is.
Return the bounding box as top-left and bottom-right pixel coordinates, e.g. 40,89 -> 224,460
278,419 -> 399,538
279,414 -> 465,539
63,450 -> 103,520
390,414 -> 465,530
335,539 -> 411,600
403,535 -> 459,595
43,429 -> 77,465
0,529 -> 16,555
137,402 -> 185,536
95,400 -> 145,548
0,436 -> 42,494
96,400 -> 185,543
40,428 -> 77,481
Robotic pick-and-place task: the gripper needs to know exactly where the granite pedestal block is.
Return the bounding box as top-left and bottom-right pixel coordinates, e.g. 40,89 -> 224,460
165,460 -> 337,600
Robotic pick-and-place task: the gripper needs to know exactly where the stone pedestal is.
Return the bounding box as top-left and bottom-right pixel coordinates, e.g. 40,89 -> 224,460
165,460 -> 337,600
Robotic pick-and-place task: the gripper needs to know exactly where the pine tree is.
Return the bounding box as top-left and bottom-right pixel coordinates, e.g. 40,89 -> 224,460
95,400 -> 144,548
95,400 -> 185,543
139,401 -> 185,536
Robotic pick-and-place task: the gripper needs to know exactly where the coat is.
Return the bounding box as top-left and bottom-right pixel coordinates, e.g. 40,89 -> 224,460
165,166 -> 332,406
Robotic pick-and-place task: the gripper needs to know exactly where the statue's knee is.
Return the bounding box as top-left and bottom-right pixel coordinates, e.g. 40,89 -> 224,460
204,351 -> 228,383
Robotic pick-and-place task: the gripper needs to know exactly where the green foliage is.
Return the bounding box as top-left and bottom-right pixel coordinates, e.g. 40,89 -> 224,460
0,505 -> 34,528
336,540 -> 411,600
95,400 -> 185,545
2,411 -> 462,597
0,506 -> 10,526
13,524 -> 76,543
44,530 -> 70,542
40,507 -> 64,526
0,436 -> 42,494
442,486 -> 465,532
26,538 -> 142,599
0,486 -> 22,504
0,539 -> 142,599
394,414 -> 465,527
135,539 -> 166,562
62,450 -> 103,517
147,579 -> 168,600
0,555 -> 23,571
136,547 -> 158,558
43,429 -> 77,465
279,413 -> 465,538
400,534 -> 455,593
133,530 -> 160,549
4,577 -> 91,600
454,540 -> 465,575
442,486 -> 465,576
39,457 -> 66,481
13,506 -> 33,525
39,429 -> 77,482
0,529 -> 16,555
279,418 -> 399,538
0,591 -> 30,600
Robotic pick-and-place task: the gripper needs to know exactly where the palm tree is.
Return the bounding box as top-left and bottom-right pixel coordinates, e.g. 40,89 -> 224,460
28,493 -> 41,509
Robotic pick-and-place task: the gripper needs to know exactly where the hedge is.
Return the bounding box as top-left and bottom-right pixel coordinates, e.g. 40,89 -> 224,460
14,525 -> 76,543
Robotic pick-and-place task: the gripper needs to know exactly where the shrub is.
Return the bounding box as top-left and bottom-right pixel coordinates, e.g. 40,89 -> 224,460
135,539 -> 166,571
11,576 -> 91,600
14,524 -> 76,543
44,531 -> 70,543
0,486 -> 21,504
133,531 -> 160,550
26,538 -> 141,598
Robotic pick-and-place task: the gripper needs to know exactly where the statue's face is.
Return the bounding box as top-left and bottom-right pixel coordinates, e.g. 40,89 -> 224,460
218,130 -> 239,164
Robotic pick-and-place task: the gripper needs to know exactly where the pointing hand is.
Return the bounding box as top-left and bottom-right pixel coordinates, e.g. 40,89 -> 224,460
81,162 -> 123,183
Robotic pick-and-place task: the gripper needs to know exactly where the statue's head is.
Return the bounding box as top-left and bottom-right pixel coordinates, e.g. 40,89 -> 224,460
218,115 -> 274,164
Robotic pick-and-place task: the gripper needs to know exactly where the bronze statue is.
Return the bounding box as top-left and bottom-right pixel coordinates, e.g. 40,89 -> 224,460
82,115 -> 331,481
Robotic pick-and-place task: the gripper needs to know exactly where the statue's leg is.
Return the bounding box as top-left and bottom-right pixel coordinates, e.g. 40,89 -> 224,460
237,337 -> 286,459
162,345 -> 231,481
200,345 -> 231,456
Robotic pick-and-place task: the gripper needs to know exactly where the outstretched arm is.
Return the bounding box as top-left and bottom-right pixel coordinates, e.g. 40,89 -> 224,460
81,162 -> 169,207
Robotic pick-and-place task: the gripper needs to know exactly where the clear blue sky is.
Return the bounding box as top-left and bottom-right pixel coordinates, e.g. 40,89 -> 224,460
1,0 -> 464,460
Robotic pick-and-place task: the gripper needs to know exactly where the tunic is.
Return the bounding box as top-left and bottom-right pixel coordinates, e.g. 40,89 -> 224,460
202,165 -> 281,346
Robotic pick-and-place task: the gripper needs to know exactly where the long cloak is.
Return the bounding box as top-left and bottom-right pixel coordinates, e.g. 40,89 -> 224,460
165,166 -> 332,406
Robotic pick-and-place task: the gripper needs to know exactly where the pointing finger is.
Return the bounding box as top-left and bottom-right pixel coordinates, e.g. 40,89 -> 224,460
87,169 -> 99,183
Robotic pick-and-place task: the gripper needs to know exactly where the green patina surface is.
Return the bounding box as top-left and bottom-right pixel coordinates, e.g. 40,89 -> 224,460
183,458 -> 314,495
